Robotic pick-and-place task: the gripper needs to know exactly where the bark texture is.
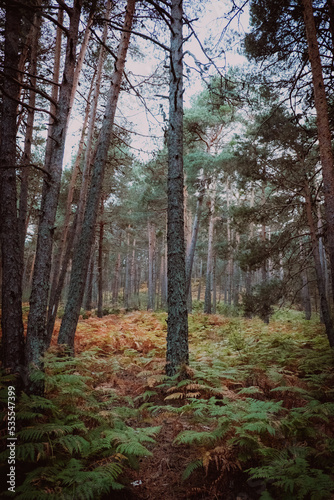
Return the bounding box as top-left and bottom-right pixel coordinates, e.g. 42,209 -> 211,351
0,3 -> 25,376
58,0 -> 136,351
166,0 -> 189,376
147,220 -> 156,310
304,180 -> 334,347
302,0 -> 334,303
26,1 -> 82,389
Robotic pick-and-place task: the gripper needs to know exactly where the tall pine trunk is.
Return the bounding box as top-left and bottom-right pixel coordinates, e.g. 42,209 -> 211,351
97,201 -> 104,318
26,2 -> 82,392
0,3 -> 25,377
47,73 -> 96,337
304,180 -> 334,346
147,220 -> 156,310
204,181 -> 217,314
166,0 -> 189,376
302,0 -> 334,303
18,11 -> 41,265
58,0 -> 136,351
186,172 -> 205,296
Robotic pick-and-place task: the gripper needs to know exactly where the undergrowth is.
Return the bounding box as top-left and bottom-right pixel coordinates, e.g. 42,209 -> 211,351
1,309 -> 334,499
0,348 -> 160,499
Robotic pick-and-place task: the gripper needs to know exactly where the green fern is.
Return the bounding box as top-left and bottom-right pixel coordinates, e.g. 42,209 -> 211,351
182,459 -> 203,480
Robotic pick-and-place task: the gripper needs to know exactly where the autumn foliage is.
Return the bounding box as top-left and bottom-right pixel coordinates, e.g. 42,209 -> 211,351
1,309 -> 334,499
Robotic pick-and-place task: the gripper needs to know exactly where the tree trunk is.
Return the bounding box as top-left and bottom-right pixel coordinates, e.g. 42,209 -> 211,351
304,180 -> 334,347
57,0 -> 136,351
26,1 -> 82,391
84,248 -> 95,311
204,181 -> 217,314
147,220 -> 156,310
130,238 -> 137,308
0,3 -> 25,377
44,7 -> 63,167
18,11 -> 41,264
69,1 -> 96,114
47,74 -> 96,336
75,0 -> 112,244
166,0 -> 189,376
124,230 -> 130,309
300,244 -> 312,320
212,253 -> 217,313
112,251 -> 121,305
160,234 -> 167,308
197,259 -> 203,301
302,0 -> 334,303
186,173 -> 205,296
97,203 -> 104,318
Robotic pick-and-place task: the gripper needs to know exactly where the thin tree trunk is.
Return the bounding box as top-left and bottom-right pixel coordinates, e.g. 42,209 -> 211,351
26,2 -> 82,391
261,184 -> 269,323
58,0 -> 136,351
147,220 -> 156,310
197,259 -> 202,301
302,0 -> 334,303
47,74 -> 96,332
75,0 -> 112,243
160,234 -> 167,308
69,1 -> 96,113
48,0 -> 107,320
18,11 -> 41,264
124,230 -> 130,309
166,0 -> 188,376
304,180 -> 334,346
97,201 -> 104,318
113,252 -> 121,305
300,240 -> 312,320
84,248 -> 95,311
212,253 -> 217,313
186,173 -> 205,296
204,181 -> 217,314
0,4 -> 25,376
44,7 -> 63,167
130,238 -> 137,308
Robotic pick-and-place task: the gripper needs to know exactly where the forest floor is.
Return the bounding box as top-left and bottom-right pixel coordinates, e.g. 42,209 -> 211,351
52,309 -> 334,499
2,309 -> 334,499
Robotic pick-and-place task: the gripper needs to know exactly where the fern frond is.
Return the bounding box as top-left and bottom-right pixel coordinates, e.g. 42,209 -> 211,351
174,430 -> 216,446
182,459 -> 203,480
116,441 -> 152,457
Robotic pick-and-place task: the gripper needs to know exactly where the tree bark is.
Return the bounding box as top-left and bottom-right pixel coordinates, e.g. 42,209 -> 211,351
44,7 -> 63,168
130,238 -> 137,308
47,72 -> 96,336
26,1 -> 82,391
18,10 -> 41,265
124,230 -> 130,309
304,180 -> 334,347
300,240 -> 312,320
204,181 -> 217,314
147,220 -> 156,310
302,0 -> 334,303
197,259 -> 203,301
84,248 -> 95,311
57,0 -> 136,351
185,172 -> 205,296
166,0 -> 189,376
0,3 -> 25,376
97,202 -> 104,318
112,251 -> 121,305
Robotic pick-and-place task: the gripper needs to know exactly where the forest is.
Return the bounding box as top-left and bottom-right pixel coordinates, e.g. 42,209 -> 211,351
0,0 -> 334,498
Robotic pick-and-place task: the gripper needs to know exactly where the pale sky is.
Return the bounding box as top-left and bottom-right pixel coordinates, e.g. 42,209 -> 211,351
64,0 -> 250,166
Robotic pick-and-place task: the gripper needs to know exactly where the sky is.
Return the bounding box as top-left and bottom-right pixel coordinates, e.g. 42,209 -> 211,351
64,0 -> 250,167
